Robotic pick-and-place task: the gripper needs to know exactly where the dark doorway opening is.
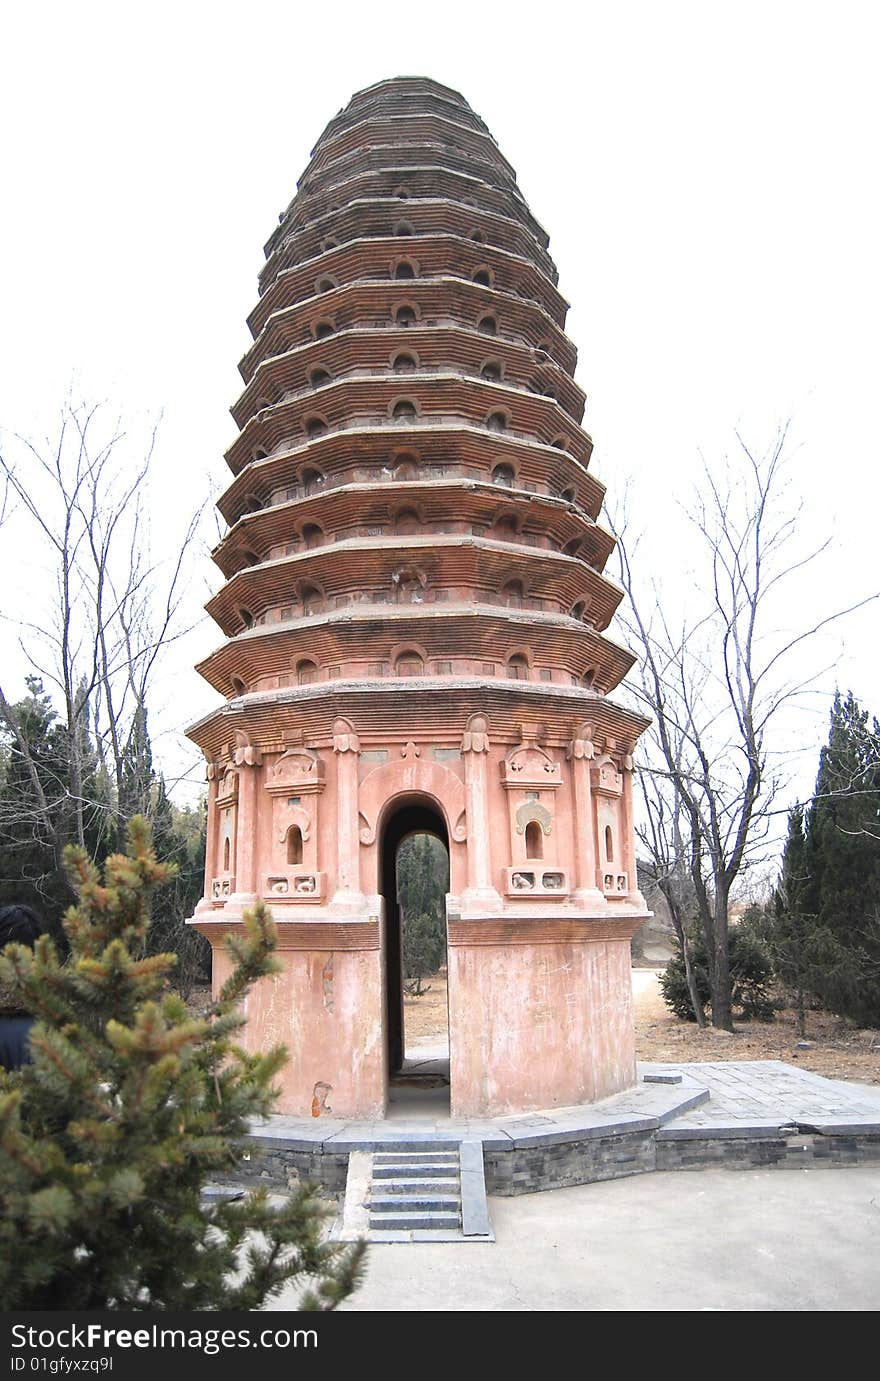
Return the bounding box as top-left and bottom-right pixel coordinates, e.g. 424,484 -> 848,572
379,800 -> 449,1085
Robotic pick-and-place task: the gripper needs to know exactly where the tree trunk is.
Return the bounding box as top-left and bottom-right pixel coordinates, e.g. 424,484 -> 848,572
710,893 -> 734,1031
795,987 -> 806,1039
659,878 -> 706,1027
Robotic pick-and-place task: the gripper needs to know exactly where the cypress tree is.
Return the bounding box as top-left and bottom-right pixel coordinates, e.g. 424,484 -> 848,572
801,692 -> 880,1024
397,833 -> 448,996
765,807 -> 818,1035
0,679 -> 79,930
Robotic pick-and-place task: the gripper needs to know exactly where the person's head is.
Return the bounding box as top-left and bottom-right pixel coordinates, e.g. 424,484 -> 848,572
0,904 -> 44,950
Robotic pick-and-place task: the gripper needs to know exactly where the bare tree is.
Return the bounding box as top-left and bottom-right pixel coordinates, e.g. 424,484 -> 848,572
636,726 -> 706,1026
0,401 -> 203,870
613,423 -> 878,1030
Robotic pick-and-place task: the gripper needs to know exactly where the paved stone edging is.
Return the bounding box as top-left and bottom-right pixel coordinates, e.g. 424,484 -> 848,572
229,1062 -> 880,1197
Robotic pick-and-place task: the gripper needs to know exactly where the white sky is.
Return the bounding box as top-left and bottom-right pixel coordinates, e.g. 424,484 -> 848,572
1,0 -> 878,834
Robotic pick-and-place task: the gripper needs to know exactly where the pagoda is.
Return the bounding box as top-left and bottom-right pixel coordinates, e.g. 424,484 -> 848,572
188,77 -> 650,1120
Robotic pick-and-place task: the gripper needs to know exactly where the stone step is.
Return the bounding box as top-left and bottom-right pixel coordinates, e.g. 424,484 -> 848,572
372,1175 -> 460,1195
373,1161 -> 459,1179
336,1141 -> 493,1243
367,1228 -> 474,1244
371,1193 -> 460,1213
369,1209 -> 462,1232
373,1150 -> 457,1164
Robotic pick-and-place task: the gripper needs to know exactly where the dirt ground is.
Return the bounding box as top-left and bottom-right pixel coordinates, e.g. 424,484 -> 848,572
403,969 -> 880,1084
404,970 -> 452,1040
632,970 -> 879,1083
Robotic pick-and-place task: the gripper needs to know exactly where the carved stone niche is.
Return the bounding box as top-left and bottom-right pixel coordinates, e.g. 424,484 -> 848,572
209,765 -> 238,903
601,870 -> 629,897
264,748 -> 326,797
500,741 -> 568,895
500,742 -> 562,789
592,753 -> 626,897
265,872 -> 326,901
591,755 -> 622,797
263,748 -> 327,902
214,766 -> 239,809
504,866 -> 570,897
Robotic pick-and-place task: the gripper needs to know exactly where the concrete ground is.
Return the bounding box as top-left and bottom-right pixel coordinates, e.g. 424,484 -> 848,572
267,1164 -> 880,1312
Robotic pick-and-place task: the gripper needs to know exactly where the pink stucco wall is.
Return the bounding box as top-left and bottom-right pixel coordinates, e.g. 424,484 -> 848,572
212,942 -> 385,1119
447,934 -> 636,1117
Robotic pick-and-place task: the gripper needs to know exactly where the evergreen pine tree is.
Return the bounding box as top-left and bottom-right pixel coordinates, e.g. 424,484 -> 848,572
396,833 -> 448,996
802,691 -> 880,1025
0,818 -> 365,1309
0,678 -> 78,930
763,807 -> 817,1035
402,913 -> 446,997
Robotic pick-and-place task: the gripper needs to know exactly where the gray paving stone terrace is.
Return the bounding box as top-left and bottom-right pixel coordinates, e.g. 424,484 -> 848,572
247,1061 -> 880,1153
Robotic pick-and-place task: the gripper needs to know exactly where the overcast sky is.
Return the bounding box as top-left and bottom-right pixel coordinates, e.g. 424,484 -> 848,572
1,1 -> 878,831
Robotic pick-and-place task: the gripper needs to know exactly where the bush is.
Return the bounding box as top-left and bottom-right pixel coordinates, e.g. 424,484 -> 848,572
659,928 -> 776,1023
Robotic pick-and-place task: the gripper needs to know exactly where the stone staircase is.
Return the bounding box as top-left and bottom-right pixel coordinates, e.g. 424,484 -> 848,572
337,1140 -> 494,1243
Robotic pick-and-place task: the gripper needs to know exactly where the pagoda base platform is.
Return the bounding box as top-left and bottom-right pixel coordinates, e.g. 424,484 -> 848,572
192,902 -> 647,1120
218,1062 -> 880,1199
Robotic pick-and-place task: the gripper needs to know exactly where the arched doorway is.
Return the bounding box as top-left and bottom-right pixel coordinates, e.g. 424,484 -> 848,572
379,797 -> 449,1083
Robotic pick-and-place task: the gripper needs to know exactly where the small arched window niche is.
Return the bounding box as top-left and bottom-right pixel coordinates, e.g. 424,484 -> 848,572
394,507 -> 420,534
395,304 -> 418,327
502,579 -> 524,609
286,824 -> 304,865
494,514 -> 518,541
395,653 -> 424,677
506,653 -> 530,681
392,398 -> 418,423
299,584 -> 322,615
605,825 -> 614,863
393,260 -> 416,280
392,351 -> 418,374
525,820 -> 544,860
301,467 -> 324,494
392,451 -> 419,481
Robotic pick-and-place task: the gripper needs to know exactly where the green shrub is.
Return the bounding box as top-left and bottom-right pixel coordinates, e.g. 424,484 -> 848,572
659,928 -> 776,1023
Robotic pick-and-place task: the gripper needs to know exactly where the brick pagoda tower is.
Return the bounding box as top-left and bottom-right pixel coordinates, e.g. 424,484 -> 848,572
189,77 -> 650,1120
